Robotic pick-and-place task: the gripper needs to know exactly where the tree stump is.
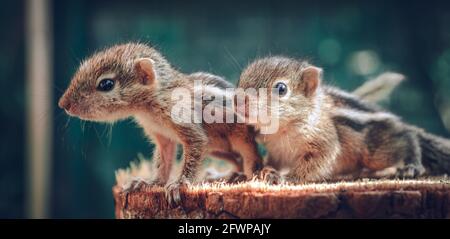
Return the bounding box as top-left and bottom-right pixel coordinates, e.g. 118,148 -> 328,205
113,179 -> 450,218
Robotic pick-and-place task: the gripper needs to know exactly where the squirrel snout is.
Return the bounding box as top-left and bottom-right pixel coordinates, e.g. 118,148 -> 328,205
58,97 -> 71,111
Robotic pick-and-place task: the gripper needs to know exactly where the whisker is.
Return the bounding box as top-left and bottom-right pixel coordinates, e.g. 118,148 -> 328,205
81,146 -> 87,161
93,125 -> 106,149
101,123 -> 109,137
224,47 -> 242,71
51,110 -> 66,123
80,120 -> 86,133
107,124 -> 113,147
64,115 -> 71,129
53,85 -> 65,94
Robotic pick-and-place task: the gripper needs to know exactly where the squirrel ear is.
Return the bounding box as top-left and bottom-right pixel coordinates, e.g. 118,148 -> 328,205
135,58 -> 156,85
301,66 -> 322,97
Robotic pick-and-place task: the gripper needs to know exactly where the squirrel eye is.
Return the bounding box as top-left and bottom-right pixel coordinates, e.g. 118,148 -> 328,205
274,82 -> 288,96
97,78 -> 115,92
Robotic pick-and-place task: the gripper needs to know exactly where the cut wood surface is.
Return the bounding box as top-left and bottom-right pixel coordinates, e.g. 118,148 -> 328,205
113,178 -> 450,219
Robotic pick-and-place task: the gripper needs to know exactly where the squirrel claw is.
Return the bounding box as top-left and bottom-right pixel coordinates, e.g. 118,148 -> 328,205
123,177 -> 150,194
147,179 -> 165,187
165,180 -> 187,207
396,165 -> 425,179
258,166 -> 281,184
227,172 -> 247,183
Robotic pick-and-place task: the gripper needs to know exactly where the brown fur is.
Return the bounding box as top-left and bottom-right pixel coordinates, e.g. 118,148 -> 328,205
58,43 -> 263,206
238,56 -> 450,183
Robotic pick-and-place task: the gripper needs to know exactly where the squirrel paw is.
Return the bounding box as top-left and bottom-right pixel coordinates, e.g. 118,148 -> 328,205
258,166 -> 281,185
203,168 -> 247,183
147,179 -> 166,187
396,164 -> 425,178
165,180 -> 188,207
123,177 -> 150,193
227,172 -> 248,183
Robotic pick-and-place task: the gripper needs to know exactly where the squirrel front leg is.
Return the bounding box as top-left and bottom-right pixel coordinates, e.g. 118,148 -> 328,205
124,133 -> 176,192
151,134 -> 177,185
255,153 -> 282,184
165,124 -> 207,207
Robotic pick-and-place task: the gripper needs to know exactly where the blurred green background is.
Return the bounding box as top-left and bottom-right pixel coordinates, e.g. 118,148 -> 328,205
1,0 -> 450,218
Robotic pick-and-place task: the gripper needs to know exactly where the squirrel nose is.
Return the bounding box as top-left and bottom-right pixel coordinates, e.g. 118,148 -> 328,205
58,97 -> 71,111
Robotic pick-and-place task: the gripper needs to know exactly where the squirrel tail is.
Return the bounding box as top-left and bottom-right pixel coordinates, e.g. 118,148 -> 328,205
419,130 -> 450,174
353,72 -> 405,103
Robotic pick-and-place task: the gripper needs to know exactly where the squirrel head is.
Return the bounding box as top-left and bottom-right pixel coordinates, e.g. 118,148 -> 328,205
237,56 -> 323,123
58,43 -> 172,122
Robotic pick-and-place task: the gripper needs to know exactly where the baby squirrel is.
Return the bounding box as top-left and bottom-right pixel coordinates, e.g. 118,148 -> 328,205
238,56 -> 450,183
58,43 -> 264,206
204,71 -> 404,182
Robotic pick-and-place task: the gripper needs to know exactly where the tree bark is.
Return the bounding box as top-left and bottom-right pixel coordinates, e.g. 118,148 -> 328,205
113,179 -> 450,219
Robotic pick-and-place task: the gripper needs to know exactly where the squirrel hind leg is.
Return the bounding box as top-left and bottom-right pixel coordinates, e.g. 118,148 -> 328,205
363,164 -> 425,179
228,129 -> 263,180
392,132 -> 426,178
363,123 -> 426,179
361,166 -> 398,179
208,151 -> 243,172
